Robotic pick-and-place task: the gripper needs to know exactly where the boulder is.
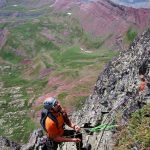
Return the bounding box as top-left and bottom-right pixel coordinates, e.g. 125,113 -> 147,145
0,136 -> 21,150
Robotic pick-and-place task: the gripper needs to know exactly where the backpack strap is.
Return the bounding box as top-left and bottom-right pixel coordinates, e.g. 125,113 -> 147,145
40,109 -> 48,132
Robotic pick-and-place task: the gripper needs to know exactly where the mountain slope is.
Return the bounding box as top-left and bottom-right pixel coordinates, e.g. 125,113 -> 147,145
52,0 -> 150,49
1,0 -> 150,50
0,4 -> 118,143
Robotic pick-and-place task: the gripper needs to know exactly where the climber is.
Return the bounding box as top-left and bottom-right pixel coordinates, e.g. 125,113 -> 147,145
138,75 -> 147,92
41,97 -> 91,150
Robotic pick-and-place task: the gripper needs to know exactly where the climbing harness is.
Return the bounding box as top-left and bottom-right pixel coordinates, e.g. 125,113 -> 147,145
39,136 -> 54,150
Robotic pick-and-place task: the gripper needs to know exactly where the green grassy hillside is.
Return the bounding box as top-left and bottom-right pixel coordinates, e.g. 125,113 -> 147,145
114,104 -> 150,149
0,5 -> 118,143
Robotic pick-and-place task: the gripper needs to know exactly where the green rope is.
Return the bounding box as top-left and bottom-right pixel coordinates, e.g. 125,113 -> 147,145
89,123 -> 117,132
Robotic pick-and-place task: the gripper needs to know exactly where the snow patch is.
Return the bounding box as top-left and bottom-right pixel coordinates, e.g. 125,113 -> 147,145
80,47 -> 93,53
67,12 -> 72,15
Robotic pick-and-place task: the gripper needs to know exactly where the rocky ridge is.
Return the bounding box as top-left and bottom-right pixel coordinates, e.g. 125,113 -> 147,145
1,29 -> 149,150
68,28 -> 150,150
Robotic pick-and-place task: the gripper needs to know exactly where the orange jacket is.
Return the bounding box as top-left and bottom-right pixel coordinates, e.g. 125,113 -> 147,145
139,81 -> 146,92
45,112 -> 65,139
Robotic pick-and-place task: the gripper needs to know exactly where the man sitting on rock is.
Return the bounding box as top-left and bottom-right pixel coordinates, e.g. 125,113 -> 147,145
41,97 -> 91,150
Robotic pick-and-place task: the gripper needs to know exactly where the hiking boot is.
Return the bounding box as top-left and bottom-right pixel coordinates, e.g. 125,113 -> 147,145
81,143 -> 91,150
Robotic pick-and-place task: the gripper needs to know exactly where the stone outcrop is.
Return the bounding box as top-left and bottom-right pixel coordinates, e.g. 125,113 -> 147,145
21,129 -> 44,150
0,136 -> 21,150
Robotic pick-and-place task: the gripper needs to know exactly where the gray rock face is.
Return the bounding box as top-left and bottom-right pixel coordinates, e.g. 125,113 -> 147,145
0,29 -> 150,150
0,136 -> 21,150
0,0 -> 6,8
21,129 -> 44,150
63,29 -> 150,149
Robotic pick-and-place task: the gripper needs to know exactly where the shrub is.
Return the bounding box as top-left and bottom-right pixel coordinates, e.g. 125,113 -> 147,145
126,28 -> 137,43
114,104 -> 150,149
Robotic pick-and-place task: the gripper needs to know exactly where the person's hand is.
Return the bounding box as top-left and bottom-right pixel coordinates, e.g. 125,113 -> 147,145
74,125 -> 81,132
72,138 -> 81,143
